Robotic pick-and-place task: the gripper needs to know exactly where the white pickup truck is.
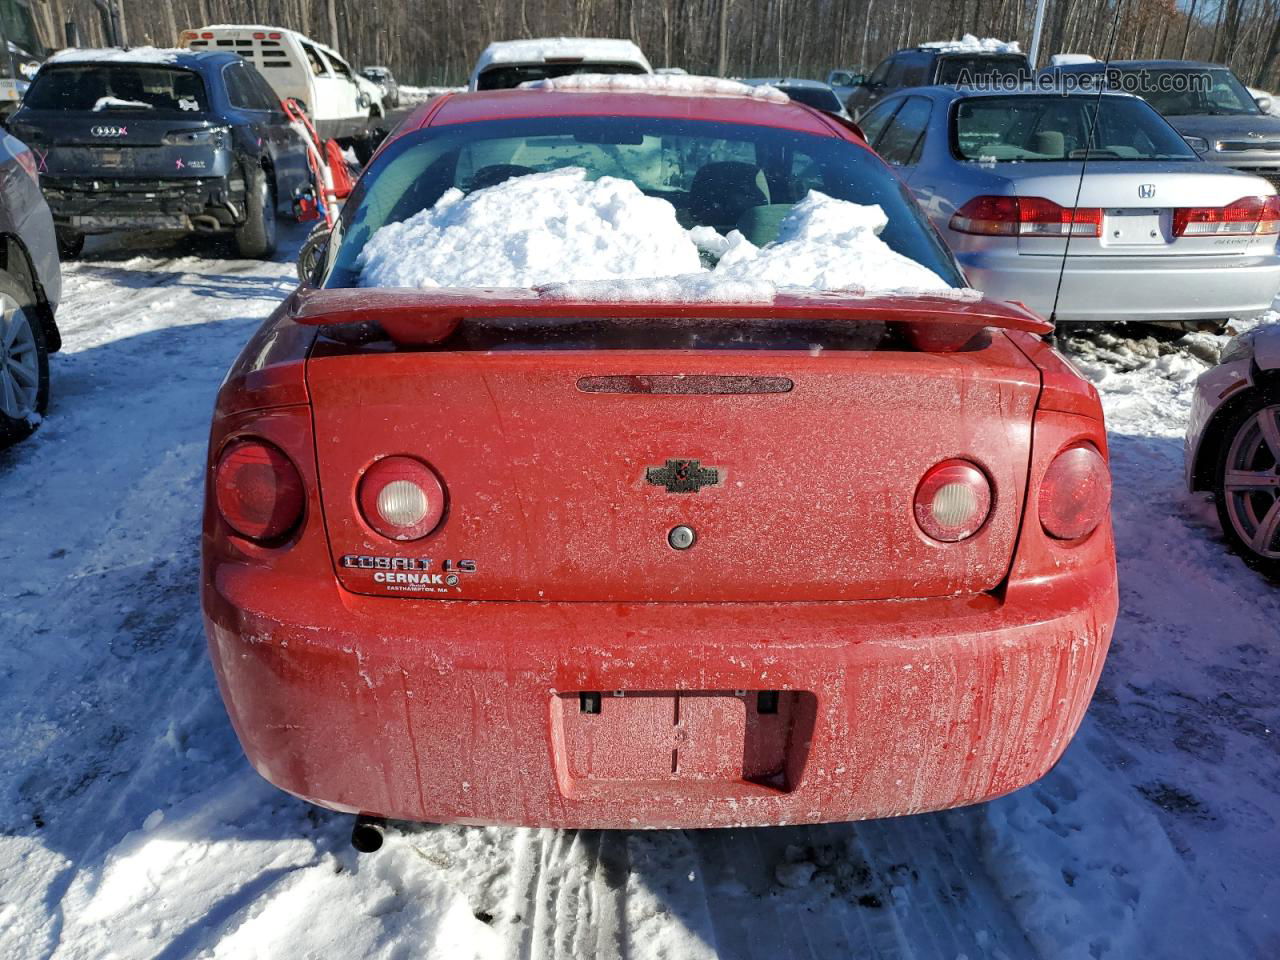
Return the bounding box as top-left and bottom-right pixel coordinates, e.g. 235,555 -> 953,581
180,25 -> 384,159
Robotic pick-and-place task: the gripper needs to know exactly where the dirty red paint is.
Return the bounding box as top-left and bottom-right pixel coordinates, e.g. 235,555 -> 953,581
201,288 -> 1117,829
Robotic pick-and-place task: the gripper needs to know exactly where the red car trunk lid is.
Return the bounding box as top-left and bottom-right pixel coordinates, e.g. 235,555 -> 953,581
301,290 -> 1044,603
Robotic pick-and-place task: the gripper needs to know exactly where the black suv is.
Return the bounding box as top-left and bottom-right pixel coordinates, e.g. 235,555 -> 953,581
846,46 -> 1032,118
9,50 -> 312,258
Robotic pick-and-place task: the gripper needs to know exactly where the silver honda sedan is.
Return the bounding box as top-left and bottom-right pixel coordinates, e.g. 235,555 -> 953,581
860,86 -> 1280,324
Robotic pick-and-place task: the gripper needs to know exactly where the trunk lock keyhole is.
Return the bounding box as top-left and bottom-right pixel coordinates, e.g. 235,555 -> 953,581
668,525 -> 696,550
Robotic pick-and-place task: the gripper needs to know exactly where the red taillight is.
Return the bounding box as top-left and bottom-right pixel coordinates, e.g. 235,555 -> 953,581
201,32 -> 214,39
252,31 -> 266,39
1173,195 -> 1280,237
950,195 -> 1102,238
215,439 -> 305,542
914,460 -> 993,542
358,457 -> 446,541
14,149 -> 38,184
268,32 -> 282,39
1039,444 -> 1111,541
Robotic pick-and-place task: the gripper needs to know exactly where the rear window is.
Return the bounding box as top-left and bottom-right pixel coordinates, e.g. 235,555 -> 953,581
476,62 -> 648,91
323,114 -> 963,290
954,95 -> 1198,161
23,64 -> 209,113
936,54 -> 1030,85
780,86 -> 843,113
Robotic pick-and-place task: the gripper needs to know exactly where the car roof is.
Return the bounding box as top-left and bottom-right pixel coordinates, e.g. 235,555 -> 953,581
1048,58 -> 1227,71
888,84 -> 1140,102
474,37 -> 650,71
742,77 -> 832,90
44,48 -> 236,71
416,87 -> 843,137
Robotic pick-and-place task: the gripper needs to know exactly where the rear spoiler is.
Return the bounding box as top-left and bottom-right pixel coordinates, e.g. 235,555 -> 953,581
287,287 -> 1053,349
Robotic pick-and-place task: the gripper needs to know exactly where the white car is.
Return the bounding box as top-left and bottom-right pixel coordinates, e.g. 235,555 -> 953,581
468,37 -> 651,91
1186,322 -> 1280,577
180,25 -> 383,158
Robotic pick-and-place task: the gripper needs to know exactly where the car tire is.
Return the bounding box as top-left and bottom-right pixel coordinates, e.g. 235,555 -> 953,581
235,166 -> 277,260
352,134 -> 376,167
0,270 -> 50,449
1211,386 -> 1280,579
56,230 -> 84,260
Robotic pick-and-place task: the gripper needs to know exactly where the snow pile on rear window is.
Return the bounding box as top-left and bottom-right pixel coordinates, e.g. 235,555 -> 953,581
358,168 -> 703,290
48,47 -> 185,65
919,34 -> 1021,54
519,73 -> 789,104
358,167 -> 959,299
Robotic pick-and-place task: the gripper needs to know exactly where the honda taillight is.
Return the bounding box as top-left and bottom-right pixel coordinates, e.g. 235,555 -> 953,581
1039,444 -> 1111,541
1173,196 -> 1280,237
914,460 -> 993,542
215,439 -> 305,542
358,457 -> 446,541
950,195 -> 1102,237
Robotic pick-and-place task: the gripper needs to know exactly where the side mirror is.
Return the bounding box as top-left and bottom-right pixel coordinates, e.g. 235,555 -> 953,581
1183,134 -> 1210,153
1254,94 -> 1273,113
850,74 -> 867,87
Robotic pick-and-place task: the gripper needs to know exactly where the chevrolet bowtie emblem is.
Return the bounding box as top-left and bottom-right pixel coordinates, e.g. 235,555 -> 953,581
645,459 -> 722,493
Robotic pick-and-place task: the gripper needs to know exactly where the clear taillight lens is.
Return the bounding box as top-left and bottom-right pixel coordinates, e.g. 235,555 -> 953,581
1173,196 -> 1280,237
358,456 -> 446,541
214,438 -> 305,542
949,195 -> 1102,238
1039,444 -> 1111,541
914,460 -> 993,542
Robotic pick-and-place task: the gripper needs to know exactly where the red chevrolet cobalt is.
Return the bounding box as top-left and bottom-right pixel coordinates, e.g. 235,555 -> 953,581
202,78 -> 1118,832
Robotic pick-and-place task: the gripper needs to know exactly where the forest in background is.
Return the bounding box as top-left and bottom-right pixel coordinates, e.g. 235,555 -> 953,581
22,0 -> 1280,91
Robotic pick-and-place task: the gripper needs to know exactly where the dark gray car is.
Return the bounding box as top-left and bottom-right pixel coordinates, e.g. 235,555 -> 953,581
0,130 -> 61,448
1042,60 -> 1280,192
847,45 -> 1031,118
9,49 -> 312,259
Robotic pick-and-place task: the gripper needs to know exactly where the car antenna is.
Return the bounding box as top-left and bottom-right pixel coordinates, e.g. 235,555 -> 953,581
1046,1 -> 1126,329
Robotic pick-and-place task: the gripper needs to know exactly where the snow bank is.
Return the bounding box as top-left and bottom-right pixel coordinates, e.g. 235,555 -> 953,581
919,34 -> 1021,54
1051,53 -> 1098,66
1247,86 -> 1280,115
398,84 -> 464,105
48,47 -> 184,65
519,73 -> 789,104
358,168 -> 956,299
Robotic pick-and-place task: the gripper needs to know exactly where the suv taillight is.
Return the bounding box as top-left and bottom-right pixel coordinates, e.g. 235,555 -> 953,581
914,460 -> 993,542
1039,444 -> 1110,541
950,195 -> 1102,238
215,438 -> 305,542
1173,196 -> 1280,237
358,457 -> 446,541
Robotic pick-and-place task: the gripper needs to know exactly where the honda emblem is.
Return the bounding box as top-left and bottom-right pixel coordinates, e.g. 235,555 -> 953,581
1138,183 -> 1156,200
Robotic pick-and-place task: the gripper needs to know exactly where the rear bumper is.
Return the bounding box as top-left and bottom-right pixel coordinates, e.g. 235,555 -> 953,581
42,174 -> 247,234
203,553 -> 1118,829
958,247 -> 1280,322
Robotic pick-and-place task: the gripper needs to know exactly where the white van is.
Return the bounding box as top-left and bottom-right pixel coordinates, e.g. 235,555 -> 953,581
180,25 -> 383,156
469,38 -> 652,91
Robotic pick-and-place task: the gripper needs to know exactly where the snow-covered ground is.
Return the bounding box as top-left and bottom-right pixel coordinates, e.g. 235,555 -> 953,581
1,228 -> 1278,959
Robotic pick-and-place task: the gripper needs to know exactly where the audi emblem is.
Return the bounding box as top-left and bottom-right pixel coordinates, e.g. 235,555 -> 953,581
91,125 -> 128,138
1138,183 -> 1156,200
